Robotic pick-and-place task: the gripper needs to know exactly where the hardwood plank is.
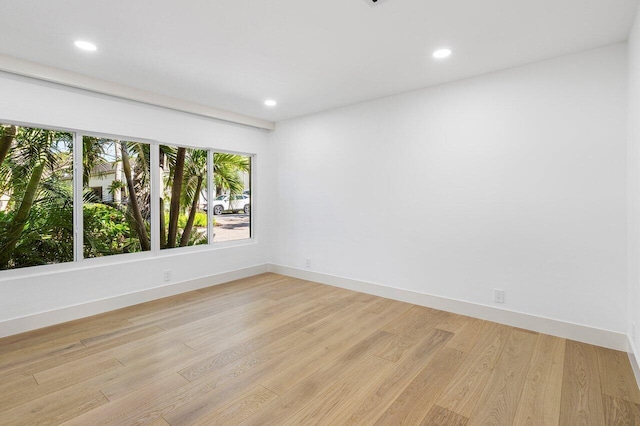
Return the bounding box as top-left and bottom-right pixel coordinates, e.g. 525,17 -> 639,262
0,372 -> 37,393
183,286 -> 348,350
1,357 -> 123,412
0,273 -> 635,425
381,305 -> 440,334
178,292 -> 362,381
147,418 -> 171,426
146,327 -> 364,424
262,298 -> 413,395
603,394 -> 640,425
340,329 -> 454,424
102,344 -> 196,400
560,340 -> 606,425
445,317 -> 487,354
421,405 -> 469,426
374,348 -> 467,425
33,356 -> 124,385
0,318 -> 132,360
597,346 -> 640,404
376,307 -> 443,362
125,274 -> 299,327
513,334 -> 565,426
280,355 -> 395,425
157,324 -> 368,424
364,297 -> 412,314
436,312 -> 470,334
0,340 -> 86,375
192,385 -> 278,426
80,324 -> 164,347
436,322 -> 510,417
60,373 -> 189,425
240,330 -> 396,426
298,291 -> 380,335
466,328 -> 537,425
0,387 -> 108,426
113,336 -> 190,365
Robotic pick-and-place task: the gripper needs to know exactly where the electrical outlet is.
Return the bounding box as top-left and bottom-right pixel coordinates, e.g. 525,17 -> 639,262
163,270 -> 172,282
494,289 -> 505,304
305,258 -> 311,269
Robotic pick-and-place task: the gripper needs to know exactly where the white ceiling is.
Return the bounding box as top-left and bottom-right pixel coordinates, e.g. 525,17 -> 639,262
0,0 -> 638,123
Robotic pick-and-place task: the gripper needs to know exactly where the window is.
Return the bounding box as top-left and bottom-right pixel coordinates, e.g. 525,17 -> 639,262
0,120 -> 254,271
213,153 -> 251,242
0,123 -> 74,270
89,186 -> 103,201
160,144 -> 208,249
82,137 -> 152,258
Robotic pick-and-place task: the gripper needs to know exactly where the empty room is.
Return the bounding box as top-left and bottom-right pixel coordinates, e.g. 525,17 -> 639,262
1,0 -> 640,424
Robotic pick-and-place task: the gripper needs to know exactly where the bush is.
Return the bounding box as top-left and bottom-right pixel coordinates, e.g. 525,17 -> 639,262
193,212 -> 207,227
177,212 -> 207,229
83,203 -> 141,257
0,197 -> 74,269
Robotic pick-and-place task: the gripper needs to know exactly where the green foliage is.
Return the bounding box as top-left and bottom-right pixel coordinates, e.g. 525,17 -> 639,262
0,187 -> 74,269
213,153 -> 249,196
83,203 -> 142,257
0,125 -> 74,269
108,179 -> 125,194
194,212 -> 207,227
164,212 -> 207,231
1,124 -> 246,268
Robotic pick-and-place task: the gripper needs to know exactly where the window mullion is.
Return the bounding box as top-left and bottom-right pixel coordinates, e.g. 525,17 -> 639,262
207,150 -> 213,244
151,143 -> 160,254
73,132 -> 84,262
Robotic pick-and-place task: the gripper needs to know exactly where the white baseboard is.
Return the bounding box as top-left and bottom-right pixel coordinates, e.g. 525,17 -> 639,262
1,262 -> 629,353
628,337 -> 640,390
269,264 -> 628,351
0,264 -> 269,338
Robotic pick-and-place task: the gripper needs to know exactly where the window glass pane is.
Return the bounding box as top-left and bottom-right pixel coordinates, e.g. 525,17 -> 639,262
82,137 -> 151,258
213,153 -> 251,242
0,123 -> 74,270
160,145 -> 208,249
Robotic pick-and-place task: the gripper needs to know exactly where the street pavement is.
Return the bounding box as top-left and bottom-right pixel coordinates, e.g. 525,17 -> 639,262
213,213 -> 250,242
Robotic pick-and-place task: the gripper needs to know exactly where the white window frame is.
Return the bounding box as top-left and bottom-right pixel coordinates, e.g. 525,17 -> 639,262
0,118 -> 257,277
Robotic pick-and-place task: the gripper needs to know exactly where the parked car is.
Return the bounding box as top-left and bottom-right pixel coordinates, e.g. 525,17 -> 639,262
208,194 -> 250,215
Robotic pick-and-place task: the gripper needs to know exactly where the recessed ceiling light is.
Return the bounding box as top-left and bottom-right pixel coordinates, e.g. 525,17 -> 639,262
433,48 -> 452,59
74,40 -> 97,51
264,99 -> 277,107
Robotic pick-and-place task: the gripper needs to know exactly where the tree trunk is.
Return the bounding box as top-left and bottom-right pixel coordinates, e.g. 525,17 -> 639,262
0,125 -> 16,167
159,197 -> 166,249
179,175 -> 203,247
121,144 -> 150,251
0,157 -> 45,268
167,147 -> 185,248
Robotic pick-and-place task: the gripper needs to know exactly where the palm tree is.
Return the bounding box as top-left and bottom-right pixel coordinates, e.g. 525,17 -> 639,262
82,137 -> 110,187
108,179 -> 125,202
213,153 -> 249,196
166,147 -> 185,248
81,138 -> 151,255
161,149 -> 248,248
0,126 -> 73,269
121,142 -> 150,251
0,125 -> 16,167
179,149 -> 207,247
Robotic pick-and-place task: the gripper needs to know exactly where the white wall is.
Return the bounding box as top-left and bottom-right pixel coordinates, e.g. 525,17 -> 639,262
0,72 -> 274,334
628,7 -> 640,361
0,43 -> 631,344
272,44 -> 629,335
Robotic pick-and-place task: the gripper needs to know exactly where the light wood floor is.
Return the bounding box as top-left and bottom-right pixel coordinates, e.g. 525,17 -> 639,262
1,273 -> 639,425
